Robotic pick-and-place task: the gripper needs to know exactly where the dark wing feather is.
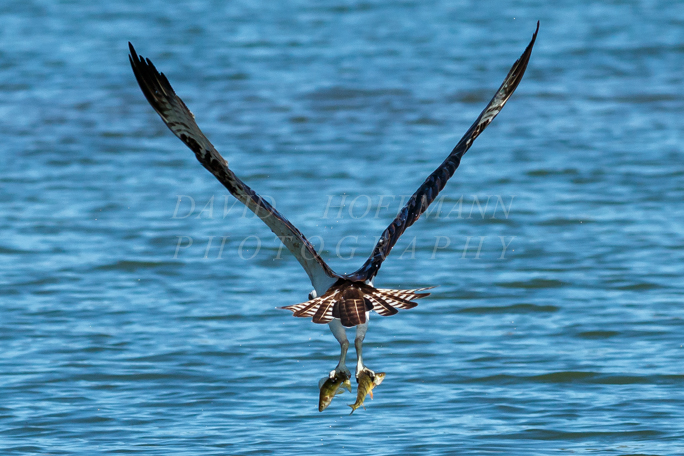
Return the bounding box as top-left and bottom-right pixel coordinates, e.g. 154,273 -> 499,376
129,43 -> 340,292
345,23 -> 539,282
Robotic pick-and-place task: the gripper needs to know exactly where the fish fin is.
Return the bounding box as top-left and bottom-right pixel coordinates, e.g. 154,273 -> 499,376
318,378 -> 327,389
335,386 -> 347,395
370,390 -> 373,400
343,380 -> 352,393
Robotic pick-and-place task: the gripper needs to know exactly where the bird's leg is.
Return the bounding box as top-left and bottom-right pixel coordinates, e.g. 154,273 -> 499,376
328,319 -> 350,379
354,321 -> 374,380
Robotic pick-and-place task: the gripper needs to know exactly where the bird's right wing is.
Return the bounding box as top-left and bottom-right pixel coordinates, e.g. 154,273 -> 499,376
129,43 -> 339,293
345,23 -> 539,282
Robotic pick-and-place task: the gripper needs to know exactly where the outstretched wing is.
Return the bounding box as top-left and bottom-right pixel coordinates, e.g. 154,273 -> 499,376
345,23 -> 539,282
129,43 -> 339,293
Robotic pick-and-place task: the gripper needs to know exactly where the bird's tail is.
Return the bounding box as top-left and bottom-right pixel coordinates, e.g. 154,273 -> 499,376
279,294 -> 337,324
365,287 -> 434,316
279,294 -> 371,327
279,286 -> 434,325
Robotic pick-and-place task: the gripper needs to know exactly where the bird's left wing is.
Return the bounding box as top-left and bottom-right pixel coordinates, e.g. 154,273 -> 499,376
129,43 -> 339,293
345,23 -> 539,282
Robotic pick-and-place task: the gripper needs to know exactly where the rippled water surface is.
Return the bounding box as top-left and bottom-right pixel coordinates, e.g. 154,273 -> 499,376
2,1 -> 684,454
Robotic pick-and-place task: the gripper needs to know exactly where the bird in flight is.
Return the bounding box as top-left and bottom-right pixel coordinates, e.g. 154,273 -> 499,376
129,23 -> 538,381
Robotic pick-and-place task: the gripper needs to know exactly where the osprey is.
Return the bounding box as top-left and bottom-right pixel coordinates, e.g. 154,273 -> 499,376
129,23 -> 538,380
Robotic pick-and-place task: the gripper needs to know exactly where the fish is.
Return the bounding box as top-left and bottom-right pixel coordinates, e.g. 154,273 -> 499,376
348,370 -> 386,414
318,372 -> 352,412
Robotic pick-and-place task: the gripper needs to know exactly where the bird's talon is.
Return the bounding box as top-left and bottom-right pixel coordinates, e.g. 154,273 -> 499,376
355,366 -> 376,382
331,367 -> 351,380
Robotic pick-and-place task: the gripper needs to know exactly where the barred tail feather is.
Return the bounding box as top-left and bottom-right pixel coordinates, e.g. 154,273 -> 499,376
280,284 -> 434,324
280,297 -> 320,316
366,295 -> 398,317
333,298 -> 369,327
370,287 -> 434,314
280,295 -> 335,323
312,297 -> 336,324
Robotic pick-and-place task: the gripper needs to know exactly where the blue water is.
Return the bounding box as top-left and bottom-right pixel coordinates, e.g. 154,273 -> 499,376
2,1 -> 684,454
